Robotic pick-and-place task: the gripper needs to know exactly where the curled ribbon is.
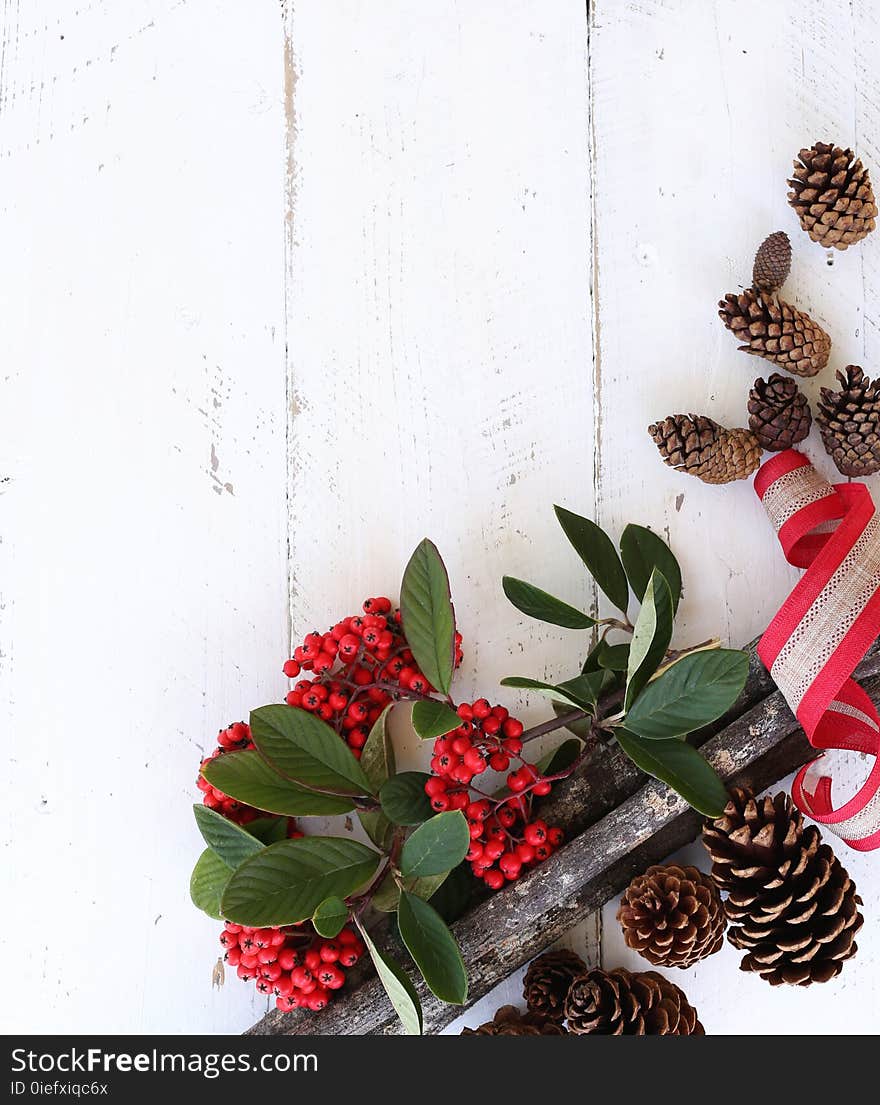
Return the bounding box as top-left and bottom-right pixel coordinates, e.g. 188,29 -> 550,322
755,449 -> 880,850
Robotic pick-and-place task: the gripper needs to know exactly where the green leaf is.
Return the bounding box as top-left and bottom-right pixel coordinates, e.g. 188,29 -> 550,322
554,506 -> 629,614
537,737 -> 583,776
598,643 -> 630,671
624,649 -> 749,740
192,805 -> 264,869
358,809 -> 396,852
245,817 -> 290,845
371,870 -> 450,913
379,772 -> 434,825
500,675 -> 589,710
625,569 -> 674,710
250,704 -> 373,797
555,670 -> 609,711
400,811 -> 470,878
400,539 -> 456,696
201,749 -> 356,816
360,705 -> 396,792
614,728 -> 729,817
620,524 -> 683,613
190,848 -> 233,920
427,864 -> 474,924
398,891 -> 467,1005
411,699 -> 462,741
220,837 -> 380,927
357,922 -> 423,1036
312,895 -> 349,938
501,576 -> 595,630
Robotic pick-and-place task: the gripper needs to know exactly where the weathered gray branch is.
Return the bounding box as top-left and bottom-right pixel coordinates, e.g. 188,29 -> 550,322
246,639 -> 880,1037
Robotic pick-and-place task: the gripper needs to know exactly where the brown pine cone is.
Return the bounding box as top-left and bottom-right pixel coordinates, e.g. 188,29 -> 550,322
703,787 -> 864,986
748,374 -> 812,451
648,414 -> 761,484
816,365 -> 880,477
523,949 -> 586,1022
718,288 -> 831,377
565,968 -> 703,1035
616,864 -> 725,968
460,1005 -> 568,1036
788,141 -> 877,249
753,231 -> 792,294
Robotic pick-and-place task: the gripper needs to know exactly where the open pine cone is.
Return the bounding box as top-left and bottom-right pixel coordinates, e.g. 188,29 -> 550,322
523,949 -> 586,1022
816,365 -> 880,477
718,288 -> 831,377
565,968 -> 704,1035
748,374 -> 812,451
648,414 -> 761,484
788,141 -> 877,249
460,1005 -> 567,1036
703,787 -> 863,986
616,864 -> 725,968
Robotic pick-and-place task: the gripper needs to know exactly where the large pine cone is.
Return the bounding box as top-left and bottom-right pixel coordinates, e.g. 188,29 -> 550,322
703,787 -> 863,986
460,1005 -> 567,1036
748,374 -> 812,451
616,864 -> 725,968
565,968 -> 704,1035
523,949 -> 586,1022
753,231 -> 792,294
788,141 -> 877,249
718,288 -> 831,377
648,414 -> 761,484
816,365 -> 880,477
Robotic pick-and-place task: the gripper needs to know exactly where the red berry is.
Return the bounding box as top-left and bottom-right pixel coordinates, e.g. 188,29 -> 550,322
484,869 -> 505,890
523,820 -> 548,846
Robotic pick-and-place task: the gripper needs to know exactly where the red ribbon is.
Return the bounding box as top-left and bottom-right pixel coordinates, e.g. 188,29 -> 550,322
755,449 -> 880,850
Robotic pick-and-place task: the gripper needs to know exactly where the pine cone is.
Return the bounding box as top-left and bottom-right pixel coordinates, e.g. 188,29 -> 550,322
702,787 -> 863,986
565,968 -> 704,1035
788,141 -> 877,249
748,374 -> 812,451
616,864 -> 725,969
460,1005 -> 568,1036
718,288 -> 831,377
648,415 -> 761,484
817,365 -> 880,477
522,949 -> 585,1022
753,231 -> 792,294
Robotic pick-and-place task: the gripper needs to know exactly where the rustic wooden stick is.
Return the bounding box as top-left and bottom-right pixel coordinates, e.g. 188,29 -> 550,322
247,639 -> 880,1037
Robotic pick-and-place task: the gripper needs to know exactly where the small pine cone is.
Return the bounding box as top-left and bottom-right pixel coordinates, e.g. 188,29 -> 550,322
523,949 -> 586,1022
788,141 -> 877,249
616,864 -> 726,968
753,231 -> 792,293
648,414 -> 761,485
817,365 -> 880,477
718,288 -> 831,377
703,787 -> 864,986
565,968 -> 704,1036
460,1005 -> 567,1036
748,374 -> 812,451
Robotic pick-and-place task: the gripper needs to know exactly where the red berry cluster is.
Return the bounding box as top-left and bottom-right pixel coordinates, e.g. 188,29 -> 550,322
283,597 -> 463,757
425,699 -> 564,891
220,922 -> 365,1013
197,722 -> 262,826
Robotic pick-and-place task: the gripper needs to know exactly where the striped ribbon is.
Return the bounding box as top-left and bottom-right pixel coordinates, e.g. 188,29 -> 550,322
755,449 -> 880,851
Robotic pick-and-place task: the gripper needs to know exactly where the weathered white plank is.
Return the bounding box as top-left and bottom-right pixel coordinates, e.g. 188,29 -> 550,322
0,1 -> 287,1032
283,0 -> 596,1032
592,0 -> 880,1033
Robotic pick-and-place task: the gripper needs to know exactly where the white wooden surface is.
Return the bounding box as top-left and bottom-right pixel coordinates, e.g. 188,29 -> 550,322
2,0 -> 879,1035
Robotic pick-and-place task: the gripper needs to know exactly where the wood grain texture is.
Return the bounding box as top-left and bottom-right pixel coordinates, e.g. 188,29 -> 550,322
0,1 -> 287,1033
591,0 -> 880,1034
282,0 -> 598,1031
